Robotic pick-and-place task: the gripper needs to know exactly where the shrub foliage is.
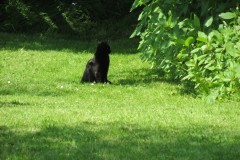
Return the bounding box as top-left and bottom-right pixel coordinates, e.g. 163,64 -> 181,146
131,0 -> 240,100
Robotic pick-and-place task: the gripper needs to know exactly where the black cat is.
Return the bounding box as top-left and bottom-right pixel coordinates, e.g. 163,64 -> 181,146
81,42 -> 111,84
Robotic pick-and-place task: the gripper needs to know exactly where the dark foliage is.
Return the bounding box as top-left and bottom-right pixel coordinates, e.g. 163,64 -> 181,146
81,42 -> 111,84
0,0 -> 135,36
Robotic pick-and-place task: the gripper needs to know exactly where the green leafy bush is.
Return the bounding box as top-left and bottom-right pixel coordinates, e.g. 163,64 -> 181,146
184,14 -> 240,100
131,0 -> 240,100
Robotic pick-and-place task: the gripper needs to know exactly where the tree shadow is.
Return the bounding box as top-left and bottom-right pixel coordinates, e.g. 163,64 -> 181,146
115,68 -> 178,86
114,68 -> 198,96
0,122 -> 239,159
0,33 -> 138,54
0,101 -> 30,108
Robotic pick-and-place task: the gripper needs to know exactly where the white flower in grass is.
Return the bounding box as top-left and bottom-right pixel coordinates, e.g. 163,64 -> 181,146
57,85 -> 64,89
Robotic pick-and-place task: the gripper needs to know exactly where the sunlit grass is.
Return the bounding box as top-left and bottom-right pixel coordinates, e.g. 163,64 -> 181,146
0,33 -> 240,159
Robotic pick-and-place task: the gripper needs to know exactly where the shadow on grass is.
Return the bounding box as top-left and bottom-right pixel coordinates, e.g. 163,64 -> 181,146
115,68 -> 178,86
0,123 -> 239,160
114,68 -> 198,96
0,101 -> 30,107
0,33 -> 139,54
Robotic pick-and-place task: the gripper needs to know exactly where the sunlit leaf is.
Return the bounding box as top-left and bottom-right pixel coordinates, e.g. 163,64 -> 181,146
205,16 -> 213,27
219,12 -> 236,20
197,31 -> 208,43
186,60 -> 195,67
191,48 -> 201,54
184,37 -> 194,47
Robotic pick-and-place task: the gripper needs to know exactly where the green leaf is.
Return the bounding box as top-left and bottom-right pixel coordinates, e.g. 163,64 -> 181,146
212,30 -> 222,41
198,31 -> 207,39
197,31 -> 208,43
191,48 -> 201,54
205,16 -> 213,27
215,48 -> 224,53
197,54 -> 207,61
182,74 -> 193,81
219,12 -> 236,20
197,37 -> 207,43
194,14 -> 201,29
184,37 -> 194,47
207,66 -> 216,71
177,49 -> 188,59
204,60 -> 214,69
131,0 -> 140,11
138,12 -> 143,21
225,42 -> 239,57
175,39 -> 185,45
167,15 -> 172,27
194,83 -> 200,89
131,0 -> 150,11
235,64 -> 240,78
201,45 -> 208,51
130,24 -> 142,38
186,60 -> 195,67
154,6 -> 160,13
222,77 -> 231,82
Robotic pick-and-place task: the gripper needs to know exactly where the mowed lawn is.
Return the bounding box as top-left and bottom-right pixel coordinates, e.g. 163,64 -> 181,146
0,34 -> 240,160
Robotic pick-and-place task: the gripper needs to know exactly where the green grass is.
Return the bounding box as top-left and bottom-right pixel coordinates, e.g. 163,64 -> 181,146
0,33 -> 240,160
